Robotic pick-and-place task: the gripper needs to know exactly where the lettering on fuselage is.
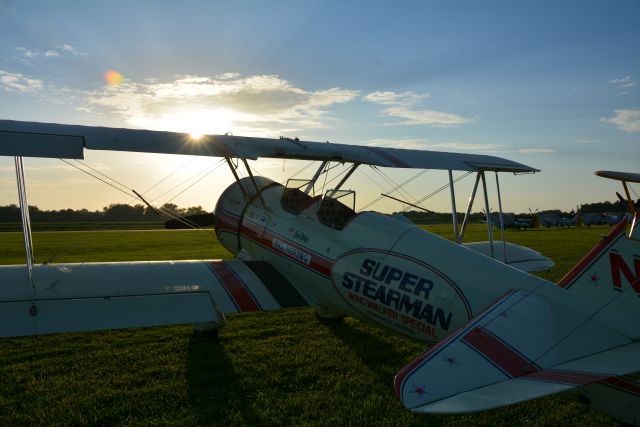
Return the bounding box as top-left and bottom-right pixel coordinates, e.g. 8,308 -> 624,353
331,252 -> 469,342
272,238 -> 311,265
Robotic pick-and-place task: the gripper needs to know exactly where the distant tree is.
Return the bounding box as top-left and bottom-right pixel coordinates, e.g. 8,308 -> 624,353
103,204 -> 145,220
184,205 -> 208,216
160,203 -> 184,216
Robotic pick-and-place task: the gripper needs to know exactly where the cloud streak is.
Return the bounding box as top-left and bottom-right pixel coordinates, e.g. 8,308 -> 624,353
364,90 -> 473,126
16,44 -> 86,59
0,70 -> 43,92
366,138 -> 504,152
601,109 -> 640,132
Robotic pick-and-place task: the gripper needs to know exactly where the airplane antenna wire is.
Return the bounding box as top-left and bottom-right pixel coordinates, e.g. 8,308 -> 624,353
139,159 -> 194,195
400,171 -> 472,213
360,168 -> 428,210
150,159 -> 224,204
370,167 -> 420,205
162,161 -> 225,205
74,157 -> 220,230
288,160 -> 316,179
73,159 -> 132,193
58,159 -> 215,234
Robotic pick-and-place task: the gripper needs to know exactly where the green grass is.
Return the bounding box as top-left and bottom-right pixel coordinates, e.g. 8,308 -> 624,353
0,225 -> 621,426
0,221 -> 166,232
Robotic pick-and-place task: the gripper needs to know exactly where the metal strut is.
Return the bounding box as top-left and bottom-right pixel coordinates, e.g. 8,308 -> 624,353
14,157 -> 36,305
328,163 -> 359,198
495,172 -> 507,263
304,161 -> 328,195
448,170 -> 459,241
241,158 -> 266,208
457,172 -> 481,243
480,172 -> 494,258
225,157 -> 246,196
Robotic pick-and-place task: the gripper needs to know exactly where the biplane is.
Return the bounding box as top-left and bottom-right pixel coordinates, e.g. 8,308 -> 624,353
0,120 -> 639,424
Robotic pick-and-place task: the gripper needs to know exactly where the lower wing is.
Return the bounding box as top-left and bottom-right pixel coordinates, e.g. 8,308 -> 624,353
0,259 -> 308,337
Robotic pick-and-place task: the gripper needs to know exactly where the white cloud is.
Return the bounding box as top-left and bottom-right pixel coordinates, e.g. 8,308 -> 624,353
608,76 -> 636,95
608,76 -> 631,85
84,73 -> 360,135
0,70 -> 43,92
366,138 -> 428,149
366,139 -> 503,152
16,47 -> 38,58
379,107 -> 473,126
364,91 -> 428,106
517,148 -> 556,154
364,90 -> 472,126
15,44 -> 86,59
601,109 -> 640,132
60,44 -> 86,56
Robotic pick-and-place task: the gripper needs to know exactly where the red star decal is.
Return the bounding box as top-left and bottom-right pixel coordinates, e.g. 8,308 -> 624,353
442,355 -> 459,366
589,272 -> 600,286
410,385 -> 429,398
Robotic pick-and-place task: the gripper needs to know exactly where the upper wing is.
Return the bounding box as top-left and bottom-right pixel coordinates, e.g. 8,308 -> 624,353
395,285 -> 640,413
0,120 -> 537,172
0,259 -> 309,337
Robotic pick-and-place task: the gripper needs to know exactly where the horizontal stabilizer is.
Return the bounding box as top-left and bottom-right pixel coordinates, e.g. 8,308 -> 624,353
395,286 -> 640,413
462,241 -> 554,272
0,259 -> 308,337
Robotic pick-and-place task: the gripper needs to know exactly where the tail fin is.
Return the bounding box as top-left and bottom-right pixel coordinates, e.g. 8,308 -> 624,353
558,215 -> 640,329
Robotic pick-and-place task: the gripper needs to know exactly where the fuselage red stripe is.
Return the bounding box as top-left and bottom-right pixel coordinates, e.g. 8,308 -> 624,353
239,220 -> 333,277
601,376 -> 640,396
523,369 -> 609,386
208,262 -> 261,312
462,327 -> 537,377
558,217 -> 628,288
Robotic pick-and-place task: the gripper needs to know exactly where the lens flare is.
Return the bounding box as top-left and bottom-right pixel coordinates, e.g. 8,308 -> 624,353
103,70 -> 124,86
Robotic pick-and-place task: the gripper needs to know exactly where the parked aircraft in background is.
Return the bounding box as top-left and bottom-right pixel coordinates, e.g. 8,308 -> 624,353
0,120 -> 639,425
533,211 -> 560,228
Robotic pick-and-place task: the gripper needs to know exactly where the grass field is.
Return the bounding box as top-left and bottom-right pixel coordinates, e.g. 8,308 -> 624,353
0,221 -> 166,232
0,225 -> 622,426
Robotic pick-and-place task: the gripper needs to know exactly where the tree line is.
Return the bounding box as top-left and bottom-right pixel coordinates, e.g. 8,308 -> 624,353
0,203 -> 209,222
0,197 -> 635,223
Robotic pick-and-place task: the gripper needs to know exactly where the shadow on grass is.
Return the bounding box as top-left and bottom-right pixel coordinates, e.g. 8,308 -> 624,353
186,333 -> 261,425
326,320 -> 421,393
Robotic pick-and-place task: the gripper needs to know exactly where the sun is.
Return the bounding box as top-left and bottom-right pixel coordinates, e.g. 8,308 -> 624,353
134,109 -> 238,140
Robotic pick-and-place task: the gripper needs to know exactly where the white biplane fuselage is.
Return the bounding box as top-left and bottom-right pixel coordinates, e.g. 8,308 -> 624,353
214,176 -> 546,343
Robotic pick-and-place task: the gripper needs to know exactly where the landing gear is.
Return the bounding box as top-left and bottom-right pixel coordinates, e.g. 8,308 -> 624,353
193,315 -> 226,339
314,307 -> 345,325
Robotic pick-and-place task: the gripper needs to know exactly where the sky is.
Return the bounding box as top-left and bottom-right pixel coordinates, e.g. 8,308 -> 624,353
0,0 -> 638,214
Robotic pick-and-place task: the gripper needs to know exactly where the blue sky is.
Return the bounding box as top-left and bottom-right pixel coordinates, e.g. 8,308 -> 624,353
0,0 -> 638,213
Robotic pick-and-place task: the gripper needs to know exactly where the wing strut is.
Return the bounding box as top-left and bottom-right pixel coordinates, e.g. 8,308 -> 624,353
495,172 -> 508,263
14,156 -> 37,313
448,170 -> 459,240
241,158 -> 266,208
457,172 -> 481,243
328,163 -> 359,197
480,172 -> 494,258
304,161 -> 328,194
224,157 -> 247,196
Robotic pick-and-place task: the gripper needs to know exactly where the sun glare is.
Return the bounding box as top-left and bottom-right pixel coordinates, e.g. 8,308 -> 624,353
176,109 -> 235,140
131,109 -> 240,141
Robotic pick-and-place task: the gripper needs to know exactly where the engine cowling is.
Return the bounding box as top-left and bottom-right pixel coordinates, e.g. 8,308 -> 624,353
213,176 -> 277,255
